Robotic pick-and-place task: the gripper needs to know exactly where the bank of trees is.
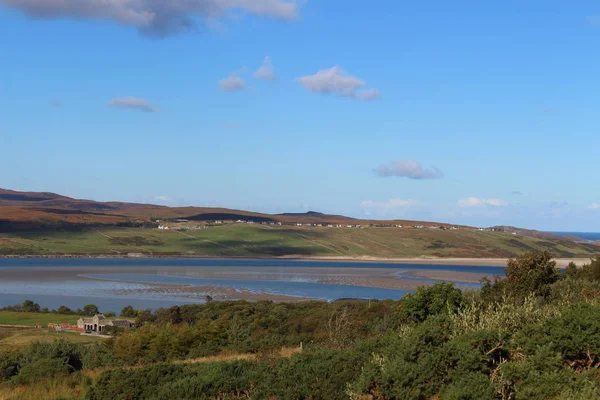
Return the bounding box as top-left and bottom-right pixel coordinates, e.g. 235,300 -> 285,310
1,251 -> 600,399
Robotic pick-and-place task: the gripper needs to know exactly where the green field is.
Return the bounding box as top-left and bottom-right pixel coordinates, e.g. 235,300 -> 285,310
0,311 -> 81,326
0,224 -> 598,258
0,327 -> 103,353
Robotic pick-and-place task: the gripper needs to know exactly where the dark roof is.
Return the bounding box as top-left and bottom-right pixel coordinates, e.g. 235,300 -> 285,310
110,320 -> 132,327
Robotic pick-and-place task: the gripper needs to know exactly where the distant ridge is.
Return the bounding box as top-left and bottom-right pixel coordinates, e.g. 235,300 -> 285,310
0,188 -> 461,231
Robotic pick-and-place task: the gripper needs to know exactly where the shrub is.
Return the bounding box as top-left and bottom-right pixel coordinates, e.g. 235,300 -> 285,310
438,372 -> 497,400
12,358 -> 72,384
17,340 -> 83,372
504,251 -> 559,299
515,303 -> 600,366
0,353 -> 18,383
400,282 -> 465,322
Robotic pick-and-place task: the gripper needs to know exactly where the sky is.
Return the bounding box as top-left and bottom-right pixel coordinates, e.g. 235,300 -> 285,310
1,1 -> 599,231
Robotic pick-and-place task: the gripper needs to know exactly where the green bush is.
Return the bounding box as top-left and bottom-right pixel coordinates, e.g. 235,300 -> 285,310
400,282 -> 465,322
515,303 -> 600,365
12,358 -> 73,384
438,372 -> 497,400
504,251 -> 560,299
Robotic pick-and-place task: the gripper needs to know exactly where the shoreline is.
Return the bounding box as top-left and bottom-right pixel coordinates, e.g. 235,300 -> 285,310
0,254 -> 589,268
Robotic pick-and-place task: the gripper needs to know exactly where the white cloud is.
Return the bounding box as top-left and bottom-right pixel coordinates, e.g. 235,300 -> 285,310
0,0 -> 300,37
374,160 -> 443,180
360,199 -> 424,216
219,73 -> 246,92
108,97 -> 158,113
590,203 -> 600,210
154,195 -> 174,204
296,66 -> 380,101
458,197 -> 508,208
254,56 -> 276,81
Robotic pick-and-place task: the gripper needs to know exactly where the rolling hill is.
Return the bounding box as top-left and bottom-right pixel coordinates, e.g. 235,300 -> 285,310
0,188 -> 599,259
0,188 -> 459,229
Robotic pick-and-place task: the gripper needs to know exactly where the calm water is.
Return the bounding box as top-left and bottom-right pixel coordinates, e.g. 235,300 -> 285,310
0,258 -> 504,312
550,231 -> 600,241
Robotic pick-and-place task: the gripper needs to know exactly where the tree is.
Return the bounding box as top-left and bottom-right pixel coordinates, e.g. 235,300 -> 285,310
504,251 -> 559,299
57,305 -> 72,314
120,305 -> 137,318
22,300 -> 40,313
580,257 -> 600,281
565,261 -> 579,278
83,304 -> 99,316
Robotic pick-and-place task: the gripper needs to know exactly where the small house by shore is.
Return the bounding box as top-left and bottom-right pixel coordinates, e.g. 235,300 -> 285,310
77,314 -> 135,332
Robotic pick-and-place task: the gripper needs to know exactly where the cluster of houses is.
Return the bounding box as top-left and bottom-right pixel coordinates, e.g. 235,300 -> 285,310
156,218 -> 464,231
158,224 -> 206,231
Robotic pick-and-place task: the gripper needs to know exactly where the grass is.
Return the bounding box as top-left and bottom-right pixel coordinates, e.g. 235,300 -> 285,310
1,224 -> 598,259
0,327 -> 104,352
0,377 -> 91,400
0,312 -> 80,327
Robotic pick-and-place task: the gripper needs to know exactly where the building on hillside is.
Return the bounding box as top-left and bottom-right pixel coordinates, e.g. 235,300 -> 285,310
77,314 -> 135,332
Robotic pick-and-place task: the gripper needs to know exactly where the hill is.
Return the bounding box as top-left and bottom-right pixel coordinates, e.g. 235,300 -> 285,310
0,188 -> 459,230
0,188 -> 599,259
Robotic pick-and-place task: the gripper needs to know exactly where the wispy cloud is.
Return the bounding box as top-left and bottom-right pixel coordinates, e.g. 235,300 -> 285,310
0,0 -> 300,37
254,56 -> 276,81
219,72 -> 246,92
154,195 -> 174,204
458,197 -> 508,208
587,15 -> 600,25
360,199 -> 424,216
374,160 -> 443,180
296,66 -> 380,101
108,97 -> 158,113
590,203 -> 600,210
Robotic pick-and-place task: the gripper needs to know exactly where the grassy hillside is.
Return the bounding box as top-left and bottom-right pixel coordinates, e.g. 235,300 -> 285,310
1,224 -> 598,258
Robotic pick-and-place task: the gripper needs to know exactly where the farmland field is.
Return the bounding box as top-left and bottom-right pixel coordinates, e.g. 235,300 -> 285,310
0,311 -> 81,326
0,224 -> 598,259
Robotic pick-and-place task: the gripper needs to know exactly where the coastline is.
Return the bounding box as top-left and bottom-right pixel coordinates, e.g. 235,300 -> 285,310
0,254 -> 588,268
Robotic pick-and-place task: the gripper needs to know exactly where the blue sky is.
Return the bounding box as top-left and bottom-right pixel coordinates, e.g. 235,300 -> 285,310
1,1 -> 599,231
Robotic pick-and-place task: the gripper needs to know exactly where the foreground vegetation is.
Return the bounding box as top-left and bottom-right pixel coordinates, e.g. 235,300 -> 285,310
1,252 -> 600,399
1,224 -> 598,259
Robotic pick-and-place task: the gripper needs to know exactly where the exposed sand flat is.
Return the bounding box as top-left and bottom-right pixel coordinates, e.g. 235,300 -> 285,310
403,270 -> 490,284
109,282 -> 310,303
0,256 -> 583,304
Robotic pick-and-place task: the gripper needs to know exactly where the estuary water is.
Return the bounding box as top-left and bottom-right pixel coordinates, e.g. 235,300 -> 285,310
0,258 -> 505,312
